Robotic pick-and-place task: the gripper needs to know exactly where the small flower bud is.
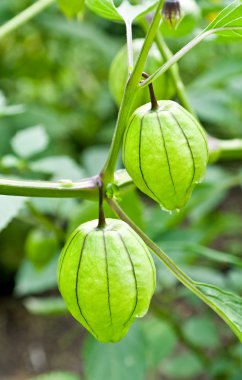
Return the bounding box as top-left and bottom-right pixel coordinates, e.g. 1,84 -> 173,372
162,0 -> 181,27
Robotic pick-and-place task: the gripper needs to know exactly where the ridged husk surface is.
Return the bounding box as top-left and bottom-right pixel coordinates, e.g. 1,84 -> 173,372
58,219 -> 156,343
123,100 -> 209,211
109,39 -> 175,109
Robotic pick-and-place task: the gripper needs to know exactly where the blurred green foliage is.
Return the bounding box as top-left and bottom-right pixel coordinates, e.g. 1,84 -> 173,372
0,1 -> 242,380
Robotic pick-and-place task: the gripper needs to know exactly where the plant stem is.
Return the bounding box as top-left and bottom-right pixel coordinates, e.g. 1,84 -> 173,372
140,18 -> 195,115
0,174 -> 134,199
155,30 -> 195,114
0,133 -> 242,200
0,177 -> 98,199
107,197 -> 241,340
100,0 -> 165,185
141,27 -> 242,88
142,72 -> 159,110
0,0 -> 55,40
126,20 -> 134,75
0,170 -> 133,199
209,136 -> 242,162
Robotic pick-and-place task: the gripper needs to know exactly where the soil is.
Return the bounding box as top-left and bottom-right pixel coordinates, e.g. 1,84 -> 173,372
0,297 -> 211,380
0,297 -> 85,380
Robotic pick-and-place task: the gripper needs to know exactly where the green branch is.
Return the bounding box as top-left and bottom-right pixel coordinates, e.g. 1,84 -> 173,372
0,170 -> 134,199
140,18 -> 194,115
0,135 -> 241,199
100,16 -> 242,185
155,31 -> 195,115
209,136 -> 242,162
0,0 -> 55,40
107,197 -> 241,342
141,27 -> 242,88
100,0 -> 165,185
0,177 -> 98,199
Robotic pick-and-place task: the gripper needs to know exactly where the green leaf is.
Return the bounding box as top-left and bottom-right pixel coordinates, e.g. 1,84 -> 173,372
58,0 -> 85,18
141,317 -> 177,369
189,58 -> 242,89
11,125 -> 49,158
0,90 -> 24,117
183,266 -> 226,289
206,0 -> 242,29
30,372 -> 80,380
30,198 -> 77,219
183,316 -> 220,349
228,269 -> 242,293
31,156 -> 84,181
205,0 -> 242,38
0,90 -> 6,106
117,0 -> 159,23
85,0 -> 122,21
83,324 -> 146,380
14,256 -> 58,296
231,372 -> 242,380
188,59 -> 242,137
118,188 -> 144,229
162,352 -> 203,379
0,196 -> 26,232
189,87 -> 242,137
24,296 -> 67,316
0,104 -> 24,117
42,17 -> 117,60
144,229 -> 242,342
197,283 -> 242,341
186,244 -> 242,268
81,145 -> 110,176
85,0 -> 158,23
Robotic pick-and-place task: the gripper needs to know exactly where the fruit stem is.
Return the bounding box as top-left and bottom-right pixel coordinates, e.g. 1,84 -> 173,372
142,72 -> 159,110
97,178 -> 106,229
140,27 -> 242,89
140,16 -> 195,114
154,30 -> 195,115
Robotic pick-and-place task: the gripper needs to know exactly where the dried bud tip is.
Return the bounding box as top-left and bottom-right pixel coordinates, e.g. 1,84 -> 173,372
162,0 -> 181,27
